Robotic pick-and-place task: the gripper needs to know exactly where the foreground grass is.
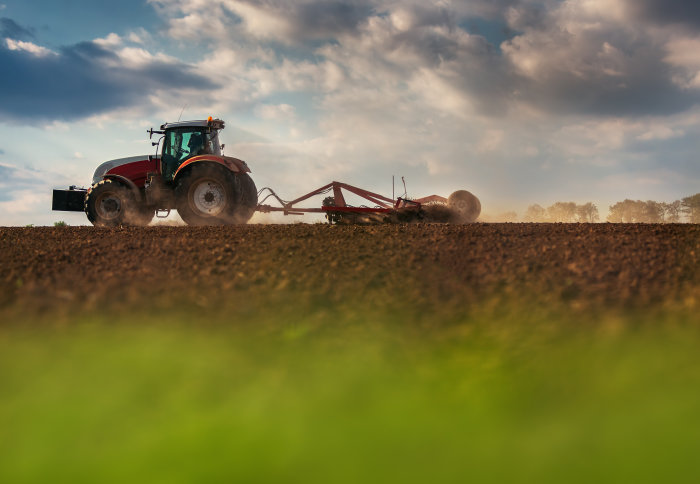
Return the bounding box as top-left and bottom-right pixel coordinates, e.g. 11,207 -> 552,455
1,306 -> 700,483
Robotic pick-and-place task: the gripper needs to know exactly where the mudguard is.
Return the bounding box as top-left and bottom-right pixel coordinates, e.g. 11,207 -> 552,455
103,174 -> 143,202
174,155 -> 251,180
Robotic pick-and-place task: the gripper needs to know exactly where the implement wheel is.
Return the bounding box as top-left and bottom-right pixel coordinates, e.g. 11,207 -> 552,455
447,190 -> 481,223
175,163 -> 240,225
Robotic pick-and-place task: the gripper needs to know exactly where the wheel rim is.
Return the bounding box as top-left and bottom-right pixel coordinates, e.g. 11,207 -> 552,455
95,191 -> 123,221
190,178 -> 227,216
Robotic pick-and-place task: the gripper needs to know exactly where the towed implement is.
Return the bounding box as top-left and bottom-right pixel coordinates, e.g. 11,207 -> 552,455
52,117 -> 480,226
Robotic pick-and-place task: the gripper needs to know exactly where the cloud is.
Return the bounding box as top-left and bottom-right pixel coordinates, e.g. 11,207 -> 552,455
0,17 -> 34,40
149,0 -> 700,121
255,103 -> 296,120
627,0 -> 700,30
154,0 -> 375,44
500,1 -> 700,116
0,162 -> 52,202
275,0 -> 374,40
0,30 -> 219,122
1,1 -> 697,126
126,28 -> 151,45
6,38 -> 56,57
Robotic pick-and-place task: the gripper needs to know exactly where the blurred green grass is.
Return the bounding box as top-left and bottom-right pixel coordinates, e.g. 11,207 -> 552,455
2,306 -> 700,483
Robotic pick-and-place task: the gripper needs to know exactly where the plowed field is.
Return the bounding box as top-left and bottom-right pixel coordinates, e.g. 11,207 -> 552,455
1,223 -> 698,320
2,223 -> 700,483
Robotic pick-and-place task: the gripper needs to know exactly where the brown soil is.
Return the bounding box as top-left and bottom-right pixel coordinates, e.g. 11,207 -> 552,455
1,223 -> 698,322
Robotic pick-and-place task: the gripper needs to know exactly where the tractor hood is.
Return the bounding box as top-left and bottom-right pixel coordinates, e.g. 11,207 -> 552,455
92,155 -> 151,185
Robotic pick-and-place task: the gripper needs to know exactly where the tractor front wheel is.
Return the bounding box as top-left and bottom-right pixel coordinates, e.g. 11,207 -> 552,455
85,179 -> 148,227
174,164 -> 239,225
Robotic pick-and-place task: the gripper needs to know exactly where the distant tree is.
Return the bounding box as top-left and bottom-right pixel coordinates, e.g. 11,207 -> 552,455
608,200 -> 629,222
547,202 -> 577,222
524,204 -> 547,222
608,199 -> 663,222
629,200 -> 647,222
54,221 -> 68,227
682,193 -> 700,223
641,200 -> 664,223
575,202 -> 599,223
607,201 -> 624,222
662,201 -> 682,223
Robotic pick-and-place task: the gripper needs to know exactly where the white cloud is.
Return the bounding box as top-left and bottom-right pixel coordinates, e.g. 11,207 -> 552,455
477,130 -> 505,153
225,1 -> 292,41
255,103 -> 296,120
126,28 -> 151,45
636,125 -> 684,141
664,35 -> 700,88
0,189 -> 48,214
93,32 -> 122,48
5,38 -> 56,57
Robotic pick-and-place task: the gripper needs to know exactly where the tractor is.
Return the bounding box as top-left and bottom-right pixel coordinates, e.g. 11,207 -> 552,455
52,117 -> 258,226
52,117 -> 482,225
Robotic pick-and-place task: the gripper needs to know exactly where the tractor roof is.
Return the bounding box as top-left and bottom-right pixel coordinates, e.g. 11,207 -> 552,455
160,118 -> 225,130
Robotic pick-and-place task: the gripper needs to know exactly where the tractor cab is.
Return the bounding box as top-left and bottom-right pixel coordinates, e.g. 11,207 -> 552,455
157,118 -> 225,181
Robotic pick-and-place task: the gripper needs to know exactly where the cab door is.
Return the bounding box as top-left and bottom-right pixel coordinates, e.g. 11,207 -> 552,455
162,130 -> 197,181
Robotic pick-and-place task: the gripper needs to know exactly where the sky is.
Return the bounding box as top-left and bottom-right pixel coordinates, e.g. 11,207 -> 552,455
0,0 -> 699,225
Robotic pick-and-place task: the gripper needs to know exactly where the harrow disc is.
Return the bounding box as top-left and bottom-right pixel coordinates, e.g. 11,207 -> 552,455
447,190 -> 481,223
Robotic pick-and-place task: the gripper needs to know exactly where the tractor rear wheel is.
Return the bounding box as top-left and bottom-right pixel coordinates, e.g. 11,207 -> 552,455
174,163 -> 239,225
447,190 -> 481,223
85,179 -> 148,227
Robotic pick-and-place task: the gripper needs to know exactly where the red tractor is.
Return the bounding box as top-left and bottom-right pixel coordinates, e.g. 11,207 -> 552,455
53,117 -> 482,225
52,117 -> 258,226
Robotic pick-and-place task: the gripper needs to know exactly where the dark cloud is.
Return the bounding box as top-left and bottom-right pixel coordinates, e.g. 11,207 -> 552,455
0,37 -> 219,122
384,21 -> 512,114
290,1 -> 700,118
518,71 -> 699,117
509,42 -> 700,117
293,1 -> 374,38
630,0 -> 700,29
0,17 -> 34,40
384,1 -> 700,118
492,3 -> 700,117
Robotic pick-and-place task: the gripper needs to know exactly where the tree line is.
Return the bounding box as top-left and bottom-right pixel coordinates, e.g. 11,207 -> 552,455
520,193 -> 699,223
523,202 -> 600,222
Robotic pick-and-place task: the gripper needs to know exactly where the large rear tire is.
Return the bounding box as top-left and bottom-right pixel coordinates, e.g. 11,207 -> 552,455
174,163 -> 240,225
85,179 -> 149,227
447,190 -> 481,223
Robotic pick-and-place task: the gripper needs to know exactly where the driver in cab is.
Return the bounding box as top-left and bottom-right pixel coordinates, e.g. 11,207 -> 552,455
187,132 -> 211,157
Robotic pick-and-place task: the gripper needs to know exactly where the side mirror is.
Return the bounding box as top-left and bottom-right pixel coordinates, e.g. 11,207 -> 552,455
147,128 -> 164,139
